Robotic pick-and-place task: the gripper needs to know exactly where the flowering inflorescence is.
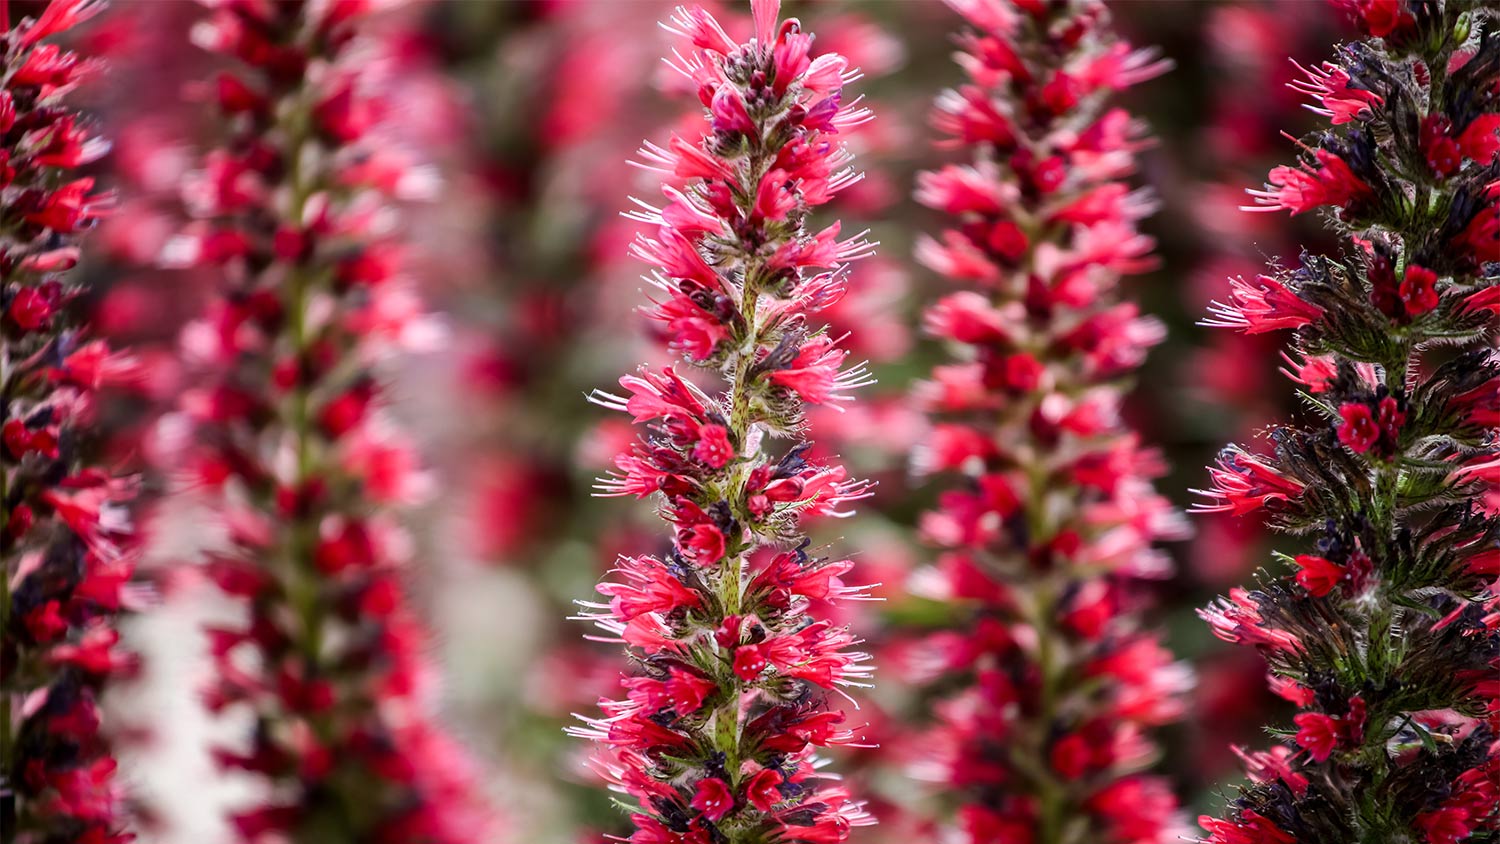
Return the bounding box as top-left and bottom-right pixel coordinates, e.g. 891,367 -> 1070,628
174,2 -> 496,841
1196,2 -> 1500,842
2,2 -> 139,842
906,1 -> 1190,842
572,1 -> 880,841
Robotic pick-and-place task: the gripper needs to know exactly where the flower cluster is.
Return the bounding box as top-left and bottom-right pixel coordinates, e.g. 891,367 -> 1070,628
173,3 -> 497,840
1197,2 -> 1500,841
2,2 -> 139,842
572,2 -> 879,841
905,2 -> 1190,842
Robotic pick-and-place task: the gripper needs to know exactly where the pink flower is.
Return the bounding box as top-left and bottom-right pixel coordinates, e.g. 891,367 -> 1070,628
1205,274 -> 1325,334
710,84 -> 756,136
1290,60 -> 1383,124
1248,149 -> 1374,215
915,163 -> 1010,216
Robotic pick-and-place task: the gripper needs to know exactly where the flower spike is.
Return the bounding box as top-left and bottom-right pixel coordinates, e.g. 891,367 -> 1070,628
904,2 -> 1190,843
1197,3 -> 1500,842
2,4 -> 136,842
172,4 -> 501,841
574,3 -> 877,842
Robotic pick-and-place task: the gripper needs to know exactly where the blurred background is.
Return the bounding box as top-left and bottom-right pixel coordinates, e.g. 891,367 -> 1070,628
63,1 -> 1354,840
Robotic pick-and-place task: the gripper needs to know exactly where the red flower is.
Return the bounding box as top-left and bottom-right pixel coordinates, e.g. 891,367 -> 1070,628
1200,589 -> 1302,653
7,285 -> 55,331
1249,149 -> 1373,215
1049,733 -> 1093,780
1200,811 -> 1295,844
1421,116 -> 1462,178
1087,777 -> 1180,843
692,423 -> 734,468
1233,745 -> 1310,797
1398,265 -> 1440,317
677,521 -> 727,565
764,334 -> 873,406
1198,10 -> 1499,838
958,806 -> 1033,844
1457,114 -> 1500,165
1291,60 -> 1383,124
666,668 -> 717,716
1337,402 -> 1380,453
1293,712 -> 1341,761
690,778 -> 735,821
1193,450 -> 1305,516
599,556 -> 703,621
745,768 -> 785,812
1415,808 -> 1474,844
1293,554 -> 1347,597
1206,274 -> 1324,334
1346,0 -> 1415,39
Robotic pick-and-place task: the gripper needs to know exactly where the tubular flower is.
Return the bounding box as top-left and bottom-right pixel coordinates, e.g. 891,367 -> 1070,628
174,3 -> 498,841
574,2 -> 877,841
906,3 -> 1189,843
1,3 -> 138,842
1196,3 -> 1500,843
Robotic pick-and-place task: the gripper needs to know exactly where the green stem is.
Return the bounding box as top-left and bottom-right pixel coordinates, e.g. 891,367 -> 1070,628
1032,589 -> 1066,844
276,74 -> 325,674
706,129 -> 779,839
714,270 -> 762,836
